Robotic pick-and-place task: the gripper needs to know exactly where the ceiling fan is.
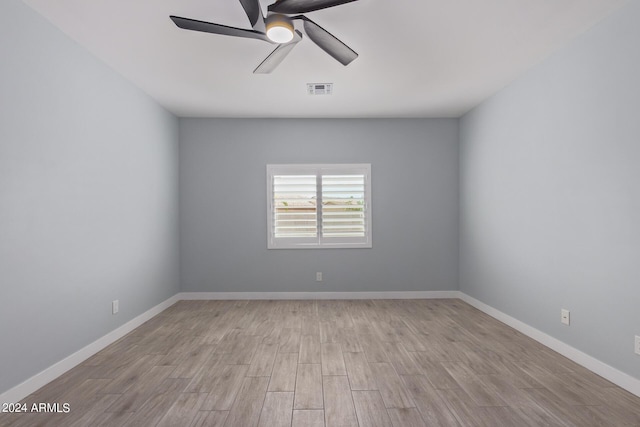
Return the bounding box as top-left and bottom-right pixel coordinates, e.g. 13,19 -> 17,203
170,0 -> 359,74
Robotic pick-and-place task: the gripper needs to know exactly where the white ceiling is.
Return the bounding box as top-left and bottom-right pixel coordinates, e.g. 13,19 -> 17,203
21,0 -> 627,118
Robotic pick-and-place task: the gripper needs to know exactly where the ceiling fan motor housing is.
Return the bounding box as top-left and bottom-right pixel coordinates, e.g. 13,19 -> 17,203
266,14 -> 294,43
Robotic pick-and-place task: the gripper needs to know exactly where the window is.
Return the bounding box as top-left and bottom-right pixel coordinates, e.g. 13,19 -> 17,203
267,164 -> 372,249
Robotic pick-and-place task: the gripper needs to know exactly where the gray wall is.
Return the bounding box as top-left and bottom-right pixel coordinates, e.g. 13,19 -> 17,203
179,118 -> 459,293
460,0 -> 640,379
0,0 -> 179,393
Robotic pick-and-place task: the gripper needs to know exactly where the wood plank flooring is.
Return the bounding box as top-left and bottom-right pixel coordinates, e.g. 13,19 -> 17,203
2,299 -> 640,426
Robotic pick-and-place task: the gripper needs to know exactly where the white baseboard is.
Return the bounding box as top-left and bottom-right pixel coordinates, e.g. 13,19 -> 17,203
0,294 -> 180,405
459,292 -> 640,398
177,291 -> 460,300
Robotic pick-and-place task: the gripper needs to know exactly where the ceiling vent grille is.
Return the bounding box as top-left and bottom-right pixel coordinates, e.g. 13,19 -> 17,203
307,83 -> 333,95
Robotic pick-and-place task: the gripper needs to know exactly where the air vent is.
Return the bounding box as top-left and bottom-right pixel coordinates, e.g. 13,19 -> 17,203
307,83 -> 333,95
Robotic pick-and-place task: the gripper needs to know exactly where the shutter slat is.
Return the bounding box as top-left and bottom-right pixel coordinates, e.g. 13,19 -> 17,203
275,214 -> 317,218
322,211 -> 365,216
322,206 -> 365,210
274,204 -> 316,208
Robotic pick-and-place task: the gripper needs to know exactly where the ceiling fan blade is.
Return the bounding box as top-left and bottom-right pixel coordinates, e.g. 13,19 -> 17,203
170,16 -> 269,42
254,30 -> 303,74
295,16 -> 357,66
238,0 -> 265,32
269,0 -> 358,14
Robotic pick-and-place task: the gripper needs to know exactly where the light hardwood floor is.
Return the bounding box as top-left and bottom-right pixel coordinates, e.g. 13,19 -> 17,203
2,299 -> 640,426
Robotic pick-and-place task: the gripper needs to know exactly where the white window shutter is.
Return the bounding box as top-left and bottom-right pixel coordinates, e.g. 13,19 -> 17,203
273,175 -> 317,238
321,174 -> 366,237
267,164 -> 371,249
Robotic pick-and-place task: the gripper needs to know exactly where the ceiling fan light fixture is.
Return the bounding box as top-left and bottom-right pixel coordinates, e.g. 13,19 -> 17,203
266,14 -> 294,43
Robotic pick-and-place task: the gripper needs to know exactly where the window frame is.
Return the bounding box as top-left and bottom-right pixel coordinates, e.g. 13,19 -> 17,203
267,163 -> 372,249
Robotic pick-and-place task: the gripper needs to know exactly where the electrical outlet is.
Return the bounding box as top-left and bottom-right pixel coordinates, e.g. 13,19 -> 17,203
316,272 -> 322,282
112,300 -> 119,315
561,309 -> 570,326
635,336 -> 640,356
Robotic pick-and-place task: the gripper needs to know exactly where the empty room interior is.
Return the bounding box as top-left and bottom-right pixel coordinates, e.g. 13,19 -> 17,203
1,0 -> 640,425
